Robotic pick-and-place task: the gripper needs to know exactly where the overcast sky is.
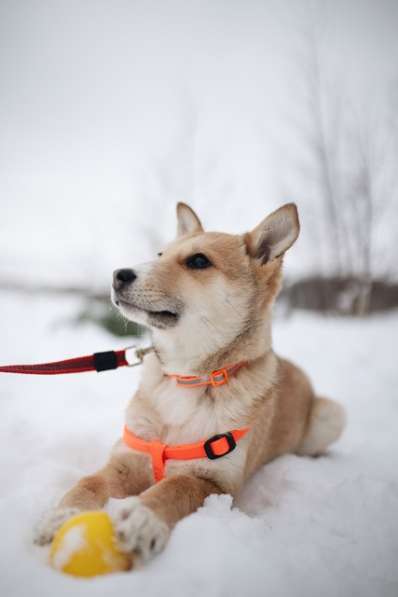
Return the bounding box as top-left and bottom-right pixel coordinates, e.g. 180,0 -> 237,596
1,0 -> 397,284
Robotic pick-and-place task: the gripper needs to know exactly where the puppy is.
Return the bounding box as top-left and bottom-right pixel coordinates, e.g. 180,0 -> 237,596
35,202 -> 345,566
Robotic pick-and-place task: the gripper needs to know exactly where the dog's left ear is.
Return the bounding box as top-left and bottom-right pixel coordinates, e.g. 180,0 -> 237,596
245,203 -> 300,264
176,202 -> 204,237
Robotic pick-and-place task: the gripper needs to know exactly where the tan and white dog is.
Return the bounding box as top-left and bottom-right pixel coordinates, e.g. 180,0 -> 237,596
35,202 -> 345,566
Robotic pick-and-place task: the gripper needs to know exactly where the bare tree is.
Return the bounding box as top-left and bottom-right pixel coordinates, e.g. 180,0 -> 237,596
293,33 -> 398,314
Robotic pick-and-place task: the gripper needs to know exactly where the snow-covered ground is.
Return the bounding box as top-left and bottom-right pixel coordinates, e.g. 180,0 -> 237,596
0,293 -> 397,597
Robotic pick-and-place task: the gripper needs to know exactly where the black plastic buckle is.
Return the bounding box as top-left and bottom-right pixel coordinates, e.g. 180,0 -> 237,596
93,351 -> 118,372
204,432 -> 236,460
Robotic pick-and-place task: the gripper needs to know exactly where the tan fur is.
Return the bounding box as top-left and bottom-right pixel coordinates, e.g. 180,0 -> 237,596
35,202 -> 345,564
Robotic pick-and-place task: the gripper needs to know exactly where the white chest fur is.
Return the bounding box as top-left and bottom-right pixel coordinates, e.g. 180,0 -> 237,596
119,352 -> 277,492
125,353 -> 259,443
123,379 -> 249,491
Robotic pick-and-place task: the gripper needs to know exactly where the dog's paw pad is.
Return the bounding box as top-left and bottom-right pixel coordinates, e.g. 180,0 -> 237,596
33,507 -> 80,545
112,497 -> 169,562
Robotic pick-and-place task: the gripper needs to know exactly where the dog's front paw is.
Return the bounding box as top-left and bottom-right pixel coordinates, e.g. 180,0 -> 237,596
113,497 -> 170,563
33,507 -> 80,545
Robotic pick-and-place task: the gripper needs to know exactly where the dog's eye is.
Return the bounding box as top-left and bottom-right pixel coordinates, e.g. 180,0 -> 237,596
185,253 -> 212,269
157,252 -> 163,257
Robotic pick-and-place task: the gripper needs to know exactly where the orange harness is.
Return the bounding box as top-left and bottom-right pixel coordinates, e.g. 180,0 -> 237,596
123,426 -> 249,482
166,361 -> 246,388
123,361 -> 249,482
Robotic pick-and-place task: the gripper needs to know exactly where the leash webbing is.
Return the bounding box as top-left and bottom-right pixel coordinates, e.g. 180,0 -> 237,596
0,346 -> 151,375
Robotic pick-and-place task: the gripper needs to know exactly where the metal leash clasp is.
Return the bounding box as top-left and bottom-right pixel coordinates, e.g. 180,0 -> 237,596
124,345 -> 153,367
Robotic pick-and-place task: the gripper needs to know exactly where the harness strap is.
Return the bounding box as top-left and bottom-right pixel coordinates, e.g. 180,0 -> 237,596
0,350 -> 246,386
123,425 -> 249,482
167,361 -> 247,388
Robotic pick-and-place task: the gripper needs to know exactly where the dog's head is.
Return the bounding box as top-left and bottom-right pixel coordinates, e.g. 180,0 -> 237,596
112,203 -> 299,367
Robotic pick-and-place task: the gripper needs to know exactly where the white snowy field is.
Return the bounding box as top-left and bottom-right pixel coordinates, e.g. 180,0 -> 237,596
0,293 -> 397,597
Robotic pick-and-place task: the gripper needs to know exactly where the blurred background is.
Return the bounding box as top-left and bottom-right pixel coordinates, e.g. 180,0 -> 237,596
1,0 -> 398,335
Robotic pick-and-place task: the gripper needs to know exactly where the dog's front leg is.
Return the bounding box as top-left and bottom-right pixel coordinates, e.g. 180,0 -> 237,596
113,474 -> 221,564
34,452 -> 152,545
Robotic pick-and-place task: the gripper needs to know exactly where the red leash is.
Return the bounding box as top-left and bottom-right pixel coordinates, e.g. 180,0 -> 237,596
0,346 -> 150,375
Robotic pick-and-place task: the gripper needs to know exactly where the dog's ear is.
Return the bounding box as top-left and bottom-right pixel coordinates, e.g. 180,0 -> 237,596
245,203 -> 300,264
176,202 -> 204,237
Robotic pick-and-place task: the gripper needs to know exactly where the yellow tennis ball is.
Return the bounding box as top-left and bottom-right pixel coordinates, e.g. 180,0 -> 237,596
49,511 -> 131,577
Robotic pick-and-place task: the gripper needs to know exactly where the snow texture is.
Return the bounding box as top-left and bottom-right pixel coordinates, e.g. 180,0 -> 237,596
52,525 -> 85,571
0,294 -> 397,597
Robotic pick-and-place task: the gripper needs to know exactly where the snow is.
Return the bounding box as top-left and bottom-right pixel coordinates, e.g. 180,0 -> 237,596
51,525 -> 85,572
0,293 -> 397,597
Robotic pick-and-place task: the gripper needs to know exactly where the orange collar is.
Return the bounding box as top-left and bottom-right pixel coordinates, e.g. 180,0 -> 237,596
123,426 -> 249,482
165,361 -> 247,388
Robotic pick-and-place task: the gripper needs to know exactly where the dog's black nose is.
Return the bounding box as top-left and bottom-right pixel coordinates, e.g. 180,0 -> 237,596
113,268 -> 137,290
